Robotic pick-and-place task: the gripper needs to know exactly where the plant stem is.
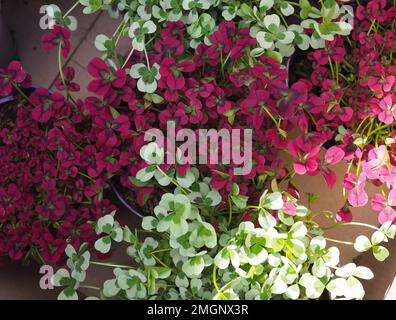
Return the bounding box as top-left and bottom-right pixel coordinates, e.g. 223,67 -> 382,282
63,1 -> 80,18
80,285 -> 101,291
150,248 -> 171,255
328,57 -> 336,80
34,248 -> 46,265
367,124 -> 389,137
77,171 -> 96,182
355,116 -> 369,134
274,8 -> 288,27
212,265 -> 227,299
262,105 -> 281,128
321,221 -> 380,231
144,46 -> 151,70
58,44 -> 77,106
324,237 -> 354,246
91,261 -> 135,269
11,82 -> 30,101
121,48 -> 135,69
156,165 -> 192,194
113,21 -> 125,38
115,23 -> 127,47
151,254 -> 176,273
58,45 -> 66,87
227,196 -> 233,227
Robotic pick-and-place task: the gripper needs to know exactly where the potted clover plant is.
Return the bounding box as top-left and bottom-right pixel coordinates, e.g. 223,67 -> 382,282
0,25 -> 116,266
46,0 -> 354,63
51,141 -> 395,300
285,0 -> 396,244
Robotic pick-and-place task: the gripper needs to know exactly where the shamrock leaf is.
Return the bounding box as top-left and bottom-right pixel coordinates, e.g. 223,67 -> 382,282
94,34 -> 115,59
128,20 -> 157,51
373,246 -> 389,262
278,0 -> 294,16
140,142 -> 164,165
354,235 -> 371,252
182,252 -> 208,277
138,237 -> 159,266
94,213 -> 123,254
176,167 -> 198,188
65,243 -> 90,282
354,234 -> 389,261
154,193 -> 192,237
260,191 -> 284,210
229,183 -> 249,209
285,284 -> 300,300
189,221 -> 217,249
259,0 -> 274,11
130,63 -> 161,93
288,25 -> 310,50
332,263 -> 373,300
222,4 -> 239,20
214,245 -> 240,269
117,270 -> 147,299
299,273 -> 325,299
47,4 -> 78,31
53,268 -> 79,300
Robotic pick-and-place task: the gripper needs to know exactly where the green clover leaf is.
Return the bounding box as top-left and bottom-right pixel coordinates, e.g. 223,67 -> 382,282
128,20 -> 157,51
154,193 -> 192,237
299,273 -> 325,299
53,268 -> 79,300
260,191 -> 284,210
182,252 -> 207,277
130,62 -> 161,93
189,221 -> 217,249
117,270 -> 147,299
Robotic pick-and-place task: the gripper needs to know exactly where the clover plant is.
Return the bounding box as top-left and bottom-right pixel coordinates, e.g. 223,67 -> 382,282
52,142 -> 392,300
46,0 -> 353,90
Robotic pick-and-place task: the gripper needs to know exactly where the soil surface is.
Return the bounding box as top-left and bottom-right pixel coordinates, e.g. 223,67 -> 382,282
0,100 -> 17,131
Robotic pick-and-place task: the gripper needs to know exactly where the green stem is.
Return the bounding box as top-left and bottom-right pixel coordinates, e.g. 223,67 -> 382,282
144,46 -> 151,70
58,44 -> 77,106
156,165 -> 191,194
77,171 -> 96,182
80,285 -> 101,291
113,21 -> 125,38
263,105 -> 281,128
322,221 -> 380,231
212,265 -> 227,299
151,254 -> 176,273
367,124 -> 390,137
150,248 -> 171,255
328,57 -> 335,80
115,23 -> 127,47
355,116 -> 369,134
343,59 -> 354,70
63,1 -> 80,18
34,248 -> 46,265
11,82 -> 30,101
58,45 -> 66,87
324,237 -> 354,246
246,205 -> 260,210
91,261 -> 135,269
121,48 -> 135,69
227,196 -> 233,227
274,8 -> 288,27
